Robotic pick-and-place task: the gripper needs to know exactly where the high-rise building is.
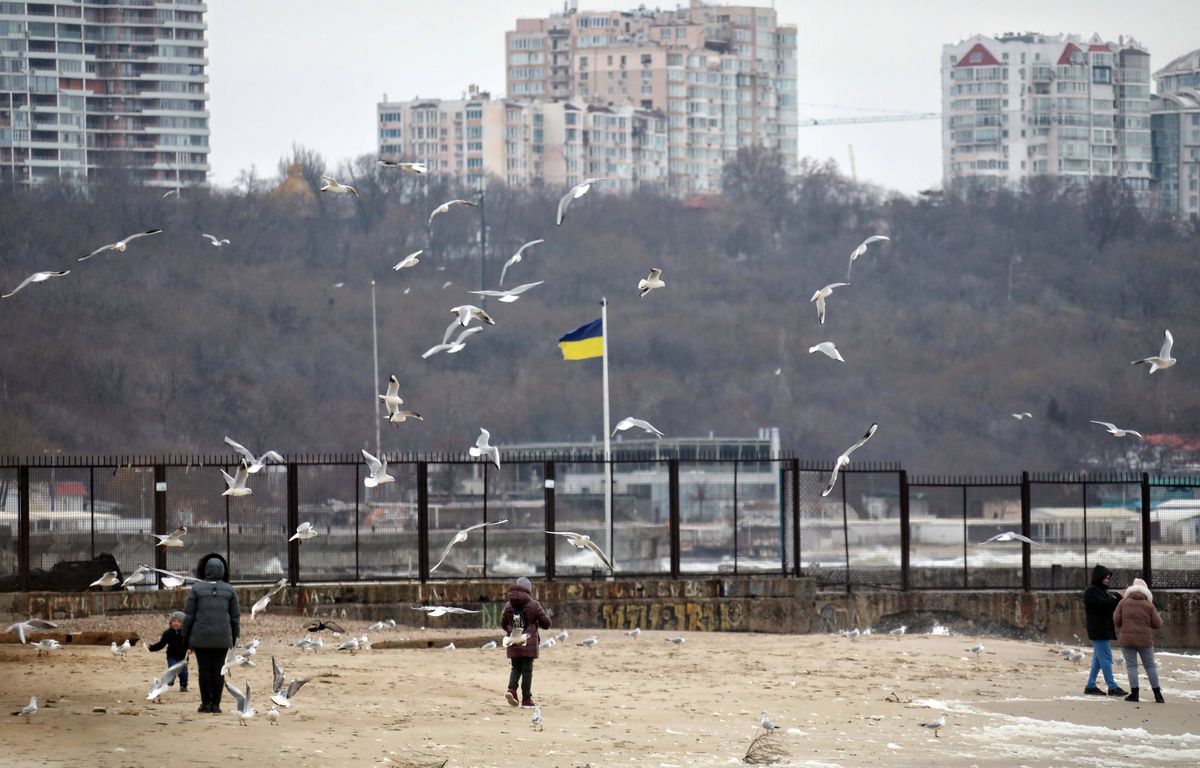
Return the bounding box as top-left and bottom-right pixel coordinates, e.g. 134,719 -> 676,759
0,1 -> 210,189
1151,49 -> 1200,220
941,33 -> 1152,200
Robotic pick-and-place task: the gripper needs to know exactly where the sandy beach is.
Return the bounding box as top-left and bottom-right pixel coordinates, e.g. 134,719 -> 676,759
1,613 -> 1198,768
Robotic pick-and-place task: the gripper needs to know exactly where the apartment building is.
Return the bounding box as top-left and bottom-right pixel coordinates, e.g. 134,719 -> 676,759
941,33 -> 1152,200
0,0 -> 209,189
505,0 -> 797,195
1151,49 -> 1200,220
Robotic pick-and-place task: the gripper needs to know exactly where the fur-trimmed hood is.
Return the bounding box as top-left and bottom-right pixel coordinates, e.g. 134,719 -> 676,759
1124,578 -> 1153,602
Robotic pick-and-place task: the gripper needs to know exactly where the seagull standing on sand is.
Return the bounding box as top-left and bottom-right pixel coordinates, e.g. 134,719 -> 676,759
1130,330 -> 1176,374
220,461 -> 253,497
545,530 -> 613,570
2,270 -> 71,299
78,229 -> 162,261
638,267 -> 665,298
223,437 -> 284,474
761,711 -> 780,730
1090,420 -> 1142,438
428,198 -> 478,227
153,526 -> 188,547
469,428 -> 501,470
430,519 -> 510,573
289,522 -> 317,542
532,705 -> 543,731
666,637 -> 685,649
251,577 -> 288,621
810,283 -> 849,325
612,417 -> 665,438
980,531 -> 1043,547
499,239 -> 545,286
15,696 -> 36,722
362,449 -> 395,488
202,234 -> 230,247
5,619 -> 57,645
31,639 -> 60,657
625,628 -> 641,638
557,178 -> 608,225
578,636 -> 598,647
821,424 -> 879,497
224,680 -> 256,725
392,250 -> 423,270
919,712 -> 946,738
319,175 -> 358,197
808,341 -> 845,363
846,234 -> 889,280
111,639 -> 130,659
967,643 -> 985,657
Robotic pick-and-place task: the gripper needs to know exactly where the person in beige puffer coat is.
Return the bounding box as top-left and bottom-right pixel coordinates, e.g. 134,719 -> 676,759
1113,577 -> 1165,703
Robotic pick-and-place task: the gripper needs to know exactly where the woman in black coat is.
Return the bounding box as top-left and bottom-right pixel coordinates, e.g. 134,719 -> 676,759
182,552 -> 240,714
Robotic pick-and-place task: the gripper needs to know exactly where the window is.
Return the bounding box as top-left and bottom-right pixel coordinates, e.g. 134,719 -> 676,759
969,51 -> 982,64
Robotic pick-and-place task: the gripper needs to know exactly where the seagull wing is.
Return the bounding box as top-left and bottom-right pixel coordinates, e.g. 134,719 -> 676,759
267,576 -> 288,597
454,326 -> 483,344
499,256 -> 518,287
79,242 -> 116,261
233,462 -> 250,486
361,449 -> 383,475
124,229 -> 163,243
821,462 -> 842,497
582,538 -> 614,570
202,234 -> 219,244
162,659 -> 188,687
422,343 -> 451,359
386,376 -> 400,400
220,468 -> 237,488
862,235 -> 890,246
842,423 -> 879,459
506,281 -> 544,295
628,418 -> 664,437
259,450 -> 285,465
1161,330 -> 1174,359
516,239 -> 544,257
442,318 -> 463,344
271,656 -> 285,694
224,680 -> 247,713
285,678 -> 308,699
556,189 -> 573,226
647,268 -> 662,281
476,428 -> 491,449
430,537 -> 458,573
224,436 -> 256,465
468,289 -> 506,298
2,274 -> 41,299
462,518 -> 509,533
815,295 -> 826,324
1090,420 -> 1118,431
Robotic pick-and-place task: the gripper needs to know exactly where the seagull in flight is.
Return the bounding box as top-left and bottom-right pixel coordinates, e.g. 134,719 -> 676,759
1090,420 -> 1142,438
499,239 -> 544,286
220,649 -> 257,676
469,280 -> 544,304
612,417 -> 664,438
362,449 -> 395,487
557,178 -> 608,225
422,326 -> 483,359
392,249 -> 423,270
202,233 -> 230,247
121,564 -> 151,588
821,423 -> 878,497
5,619 -> 57,645
1130,330 -> 1176,374
846,234 -> 889,280
1012,412 -> 1033,420
270,656 -> 309,707
468,428 -> 501,469
2,270 -> 70,299
319,175 -> 358,197
147,659 -> 188,702
153,526 -> 187,547
304,619 -> 346,635
545,530 -> 613,571
89,570 -> 120,588
289,522 -> 317,542
808,341 -> 845,362
79,229 -> 163,261
220,461 -> 253,497
223,436 -> 284,474
428,198 -> 477,227
378,375 -> 421,423
980,531 -> 1043,547
450,304 -> 495,328
413,605 -> 482,618
251,577 -> 288,621
430,519 -> 509,573
638,268 -> 665,298
810,282 -> 849,325
224,680 -> 256,725
377,159 -> 426,174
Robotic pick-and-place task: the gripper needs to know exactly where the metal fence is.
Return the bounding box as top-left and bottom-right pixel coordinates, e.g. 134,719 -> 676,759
1,454 -> 1197,591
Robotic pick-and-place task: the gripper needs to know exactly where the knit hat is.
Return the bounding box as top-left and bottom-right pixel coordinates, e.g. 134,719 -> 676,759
170,611 -> 186,621
1131,577 -> 1148,589
515,576 -> 532,592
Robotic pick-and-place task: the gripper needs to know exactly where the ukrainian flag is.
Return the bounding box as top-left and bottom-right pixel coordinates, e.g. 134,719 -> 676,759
558,318 -> 603,360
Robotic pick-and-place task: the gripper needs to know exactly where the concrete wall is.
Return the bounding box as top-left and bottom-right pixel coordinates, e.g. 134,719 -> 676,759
3,577 -> 1197,648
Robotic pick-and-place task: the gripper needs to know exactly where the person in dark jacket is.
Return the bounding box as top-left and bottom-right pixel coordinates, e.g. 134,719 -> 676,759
147,610 -> 190,692
182,552 -> 240,714
500,576 -> 551,709
1083,564 -> 1127,696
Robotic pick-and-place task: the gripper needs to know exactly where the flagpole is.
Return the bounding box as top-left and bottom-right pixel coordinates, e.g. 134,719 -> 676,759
601,296 -> 613,571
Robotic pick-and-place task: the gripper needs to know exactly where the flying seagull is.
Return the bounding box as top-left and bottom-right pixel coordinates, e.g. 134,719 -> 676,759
1130,330 -> 1176,374
810,282 -> 849,325
980,531 -> 1043,547
499,239 -> 545,286
808,341 -> 845,362
147,659 -> 188,702
557,178 -> 608,226
430,519 -> 510,573
251,577 -> 289,621
545,530 -> 613,570
1090,420 -> 1142,438
136,564 -> 212,589
152,526 -> 188,548
821,423 -> 879,497
422,326 -> 483,359
377,160 -> 426,174
305,619 -> 346,635
392,250 -> 423,270
121,564 -> 151,588
846,234 -> 889,280
468,427 -> 501,469
1012,412 -> 1033,420
224,680 -> 256,725
319,175 -> 358,197
638,267 -> 665,298
2,270 -> 71,299
469,280 -> 545,304
270,656 -> 309,708
289,522 -> 317,542
89,570 -> 120,588
223,436 -> 284,474
612,417 -> 664,438
220,461 -> 253,497
220,649 -> 257,676
450,304 -> 495,328
428,198 -> 477,227
413,605 -> 482,618
379,375 -> 421,423
161,189 -> 179,199
362,449 -> 395,488
78,229 -> 162,261
4,619 -> 57,645
202,233 -> 230,247
503,627 -> 529,648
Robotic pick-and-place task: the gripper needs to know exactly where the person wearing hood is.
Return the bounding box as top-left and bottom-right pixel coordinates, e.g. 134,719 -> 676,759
500,576 -> 551,709
147,610 -> 190,693
1114,577 -> 1165,703
1082,564 -> 1128,697
182,552 -> 240,714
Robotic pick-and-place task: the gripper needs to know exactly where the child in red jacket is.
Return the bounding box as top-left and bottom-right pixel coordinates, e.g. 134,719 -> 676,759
501,576 -> 551,709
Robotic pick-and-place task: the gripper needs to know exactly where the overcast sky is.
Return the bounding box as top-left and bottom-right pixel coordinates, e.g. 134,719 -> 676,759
206,0 -> 1197,195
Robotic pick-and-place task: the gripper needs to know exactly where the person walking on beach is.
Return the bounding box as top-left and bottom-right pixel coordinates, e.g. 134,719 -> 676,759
1082,564 -> 1128,697
1114,577 -> 1165,703
182,552 -> 240,714
147,610 -> 190,693
500,576 -> 551,709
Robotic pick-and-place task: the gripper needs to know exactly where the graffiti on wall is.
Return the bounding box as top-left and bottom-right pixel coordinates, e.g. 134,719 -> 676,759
600,600 -> 745,631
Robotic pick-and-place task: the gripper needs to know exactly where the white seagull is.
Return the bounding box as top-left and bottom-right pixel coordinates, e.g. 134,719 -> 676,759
147,659 -> 188,702
625,627 -> 641,638
889,625 -> 907,636
967,643 -> 985,657
577,636 -> 598,647
111,639 -> 130,659
469,280 -> 545,304
450,304 -> 495,328
761,711 -> 780,730
1130,330 -> 1176,374
428,198 -> 477,227
499,239 -> 544,286
267,706 -> 280,724
136,564 -> 211,587
980,531 -> 1043,547
78,229 -> 162,261
503,628 -> 530,649
224,680 -> 256,725
223,436 -> 285,474
379,375 -> 422,423
202,233 -> 230,247
392,249 -> 423,270
121,564 -> 151,588
430,519 -> 510,573
270,656 -> 309,708
846,234 -> 889,280
545,530 -> 613,571
319,175 -> 358,197
810,282 -> 849,325
468,428 -> 501,469
2,270 -> 71,299
531,704 -> 543,731
30,639 -> 61,657
919,712 -> 946,738
481,639 -> 499,650
1090,420 -> 1143,438
377,160 -> 426,174
152,526 -> 188,547
289,522 -> 318,542
367,618 -> 397,632
1012,412 -> 1033,420
251,577 -> 288,621
638,267 -> 665,298
414,605 -> 482,618
220,461 -> 253,497
612,417 -> 665,439
220,650 -> 257,676
557,177 -> 608,226
15,696 -> 36,721
808,341 -> 845,363
362,449 -> 395,488
821,423 -> 879,497
422,326 -> 483,359
665,636 -> 685,648
89,571 -> 120,588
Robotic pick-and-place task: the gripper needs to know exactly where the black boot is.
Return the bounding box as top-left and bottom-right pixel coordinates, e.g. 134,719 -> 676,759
1153,687 -> 1165,703
1124,687 -> 1139,702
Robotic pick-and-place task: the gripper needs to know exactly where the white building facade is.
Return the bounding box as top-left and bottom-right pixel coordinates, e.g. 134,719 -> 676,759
1151,49 -> 1200,220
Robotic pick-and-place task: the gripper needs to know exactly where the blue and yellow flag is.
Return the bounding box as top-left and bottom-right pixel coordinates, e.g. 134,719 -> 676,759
558,318 -> 603,360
